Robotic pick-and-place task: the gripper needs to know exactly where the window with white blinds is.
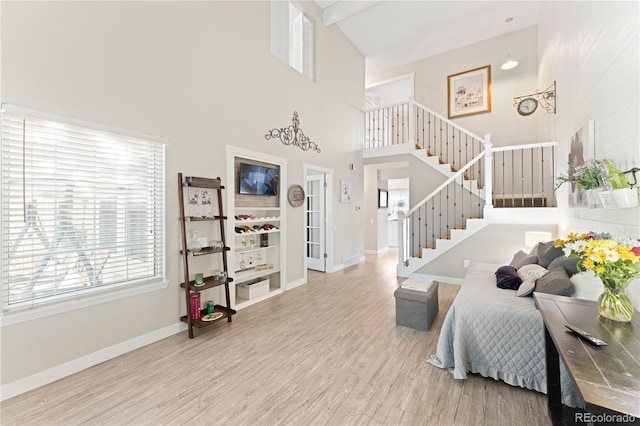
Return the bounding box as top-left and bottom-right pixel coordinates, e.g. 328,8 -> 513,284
1,105 -> 166,314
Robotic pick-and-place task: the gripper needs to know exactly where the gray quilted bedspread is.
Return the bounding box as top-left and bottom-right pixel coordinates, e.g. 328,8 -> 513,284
428,263 -> 579,406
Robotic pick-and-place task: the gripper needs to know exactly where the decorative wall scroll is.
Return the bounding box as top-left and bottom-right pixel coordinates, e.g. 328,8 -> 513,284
265,111 -> 321,153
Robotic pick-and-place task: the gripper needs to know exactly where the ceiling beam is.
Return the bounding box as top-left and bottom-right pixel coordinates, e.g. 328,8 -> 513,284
322,0 -> 382,26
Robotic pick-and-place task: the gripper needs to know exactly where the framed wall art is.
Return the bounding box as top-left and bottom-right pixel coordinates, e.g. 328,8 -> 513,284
568,120 -> 595,208
447,65 -> 491,119
378,189 -> 388,208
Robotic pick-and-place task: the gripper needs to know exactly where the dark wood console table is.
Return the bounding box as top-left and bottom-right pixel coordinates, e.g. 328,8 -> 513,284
534,293 -> 639,425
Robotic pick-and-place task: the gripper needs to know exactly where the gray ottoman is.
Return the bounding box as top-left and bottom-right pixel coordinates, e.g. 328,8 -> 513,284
394,281 -> 439,331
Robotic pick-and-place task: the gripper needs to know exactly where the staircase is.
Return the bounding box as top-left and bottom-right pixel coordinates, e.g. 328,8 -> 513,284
363,99 -> 557,276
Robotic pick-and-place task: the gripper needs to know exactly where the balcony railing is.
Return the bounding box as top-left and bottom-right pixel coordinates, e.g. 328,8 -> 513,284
363,100 -> 558,266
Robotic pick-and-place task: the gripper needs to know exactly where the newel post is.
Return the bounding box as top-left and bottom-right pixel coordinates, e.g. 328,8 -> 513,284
408,97 -> 415,148
397,211 -> 405,266
483,134 -> 493,209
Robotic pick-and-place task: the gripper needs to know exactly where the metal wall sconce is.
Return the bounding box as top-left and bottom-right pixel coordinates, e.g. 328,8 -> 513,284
513,81 -> 556,115
265,111 -> 321,153
624,167 -> 639,188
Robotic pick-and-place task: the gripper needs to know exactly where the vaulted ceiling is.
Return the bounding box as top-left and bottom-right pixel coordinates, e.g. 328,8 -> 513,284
314,1 -> 542,71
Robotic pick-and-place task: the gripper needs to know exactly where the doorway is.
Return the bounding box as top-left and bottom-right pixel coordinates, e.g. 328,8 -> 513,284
304,165 -> 333,273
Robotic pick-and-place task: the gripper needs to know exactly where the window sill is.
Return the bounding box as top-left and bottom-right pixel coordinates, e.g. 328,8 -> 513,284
0,279 -> 168,327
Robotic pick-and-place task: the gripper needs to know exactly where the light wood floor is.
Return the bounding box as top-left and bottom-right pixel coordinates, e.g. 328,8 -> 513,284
1,249 -> 550,426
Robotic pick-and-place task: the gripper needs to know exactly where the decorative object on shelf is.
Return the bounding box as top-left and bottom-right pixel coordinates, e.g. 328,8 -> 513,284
287,184 -> 305,207
513,81 -> 556,115
190,293 -> 201,320
555,232 -> 640,322
189,230 -> 203,253
340,180 -> 352,203
207,300 -> 214,314
195,273 -> 204,286
597,160 -> 639,208
265,111 -> 321,153
202,312 -> 223,321
611,187 -> 639,208
447,65 -> 491,119
555,159 -> 601,190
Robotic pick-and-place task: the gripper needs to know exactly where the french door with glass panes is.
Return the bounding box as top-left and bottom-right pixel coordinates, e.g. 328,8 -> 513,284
306,174 -> 325,271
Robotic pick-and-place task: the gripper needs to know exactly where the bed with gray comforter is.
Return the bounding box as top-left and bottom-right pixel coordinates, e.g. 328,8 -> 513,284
428,263 -> 579,406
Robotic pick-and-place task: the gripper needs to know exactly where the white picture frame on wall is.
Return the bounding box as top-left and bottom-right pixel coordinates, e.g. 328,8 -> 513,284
568,120 -> 595,208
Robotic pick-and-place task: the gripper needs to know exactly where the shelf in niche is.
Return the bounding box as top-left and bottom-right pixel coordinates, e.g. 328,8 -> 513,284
234,229 -> 280,236
234,217 -> 281,224
236,245 -> 279,254
235,267 -> 280,282
235,206 -> 280,211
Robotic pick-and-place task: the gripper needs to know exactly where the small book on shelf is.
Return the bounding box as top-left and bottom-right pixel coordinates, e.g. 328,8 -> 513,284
190,293 -> 201,319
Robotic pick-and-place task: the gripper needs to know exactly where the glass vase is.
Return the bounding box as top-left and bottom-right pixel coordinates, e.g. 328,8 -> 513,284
598,278 -> 634,322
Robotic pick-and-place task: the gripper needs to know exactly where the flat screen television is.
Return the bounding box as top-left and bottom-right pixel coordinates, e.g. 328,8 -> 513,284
239,163 -> 279,196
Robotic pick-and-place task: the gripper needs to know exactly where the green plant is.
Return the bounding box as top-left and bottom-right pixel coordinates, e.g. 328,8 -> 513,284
555,159 -> 603,191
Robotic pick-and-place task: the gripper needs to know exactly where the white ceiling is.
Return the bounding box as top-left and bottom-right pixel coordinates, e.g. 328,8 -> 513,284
314,0 -> 542,71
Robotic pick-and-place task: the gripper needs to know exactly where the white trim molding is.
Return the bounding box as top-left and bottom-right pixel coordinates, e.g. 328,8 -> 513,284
0,322 -> 184,401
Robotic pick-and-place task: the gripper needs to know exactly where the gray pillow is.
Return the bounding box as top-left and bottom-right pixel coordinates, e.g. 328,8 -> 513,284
536,241 -> 565,268
547,256 -> 582,276
509,250 -> 538,270
534,267 -> 574,296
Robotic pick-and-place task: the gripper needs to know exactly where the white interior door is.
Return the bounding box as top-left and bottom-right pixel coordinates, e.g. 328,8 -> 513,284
306,174 -> 325,271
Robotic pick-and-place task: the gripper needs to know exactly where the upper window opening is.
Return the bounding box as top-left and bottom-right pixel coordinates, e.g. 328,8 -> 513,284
271,1 -> 316,81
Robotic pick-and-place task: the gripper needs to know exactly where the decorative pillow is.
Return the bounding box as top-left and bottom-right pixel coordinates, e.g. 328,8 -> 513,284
495,265 -> 522,290
547,256 -> 582,276
509,250 -> 538,270
534,267 -> 574,296
517,278 -> 536,297
536,241 -> 565,268
517,264 -> 548,281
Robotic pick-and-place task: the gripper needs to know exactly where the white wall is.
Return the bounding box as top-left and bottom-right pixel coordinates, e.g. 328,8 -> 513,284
366,26 -> 539,148
537,1 -> 640,238
0,0 -> 364,389
416,224 -> 558,280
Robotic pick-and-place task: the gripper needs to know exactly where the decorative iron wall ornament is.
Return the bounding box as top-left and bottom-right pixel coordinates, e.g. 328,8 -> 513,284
513,81 -> 556,115
265,111 -> 321,153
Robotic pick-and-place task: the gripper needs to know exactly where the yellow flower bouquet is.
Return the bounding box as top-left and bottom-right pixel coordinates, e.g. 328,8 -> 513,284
555,232 -> 640,321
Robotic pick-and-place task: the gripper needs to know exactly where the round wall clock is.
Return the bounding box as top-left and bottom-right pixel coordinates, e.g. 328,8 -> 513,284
287,184 -> 305,207
517,98 -> 538,116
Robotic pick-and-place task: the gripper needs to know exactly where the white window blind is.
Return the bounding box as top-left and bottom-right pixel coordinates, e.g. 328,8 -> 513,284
1,105 -> 166,313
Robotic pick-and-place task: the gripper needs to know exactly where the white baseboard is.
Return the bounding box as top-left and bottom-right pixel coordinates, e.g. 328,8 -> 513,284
364,247 -> 389,255
333,255 -> 365,272
410,273 -> 463,286
287,277 -> 306,290
0,322 -> 185,402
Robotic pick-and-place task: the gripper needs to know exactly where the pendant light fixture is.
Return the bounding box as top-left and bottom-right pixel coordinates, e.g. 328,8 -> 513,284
501,17 -> 518,70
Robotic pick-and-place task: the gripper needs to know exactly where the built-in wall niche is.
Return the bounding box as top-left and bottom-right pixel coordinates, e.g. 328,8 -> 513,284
234,157 -> 280,208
